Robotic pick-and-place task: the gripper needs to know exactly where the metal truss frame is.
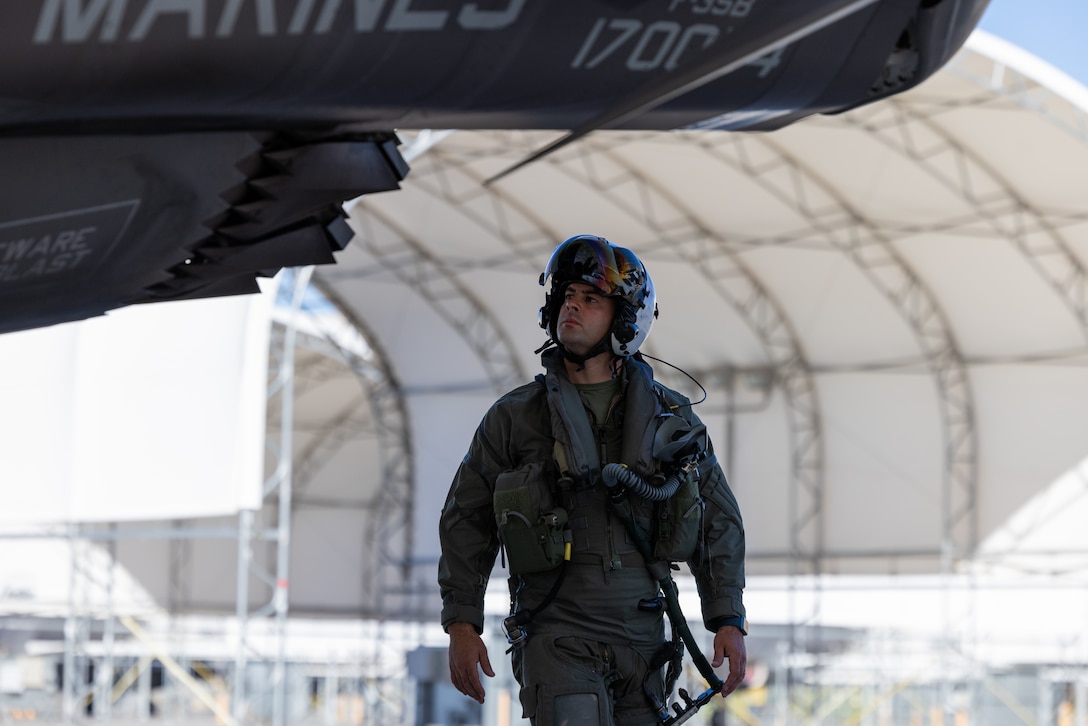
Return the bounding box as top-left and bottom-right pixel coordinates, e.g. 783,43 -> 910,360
947,41 -> 1088,146
341,203 -> 527,395
396,133 -> 563,271
689,130 -> 979,573
700,128 -> 983,718
61,526 -> 115,725
834,89 -> 1088,557
288,287 -> 419,620
37,268 -> 419,726
232,266 -> 312,726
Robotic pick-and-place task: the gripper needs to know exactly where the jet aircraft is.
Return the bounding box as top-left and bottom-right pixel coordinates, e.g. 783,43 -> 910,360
0,0 -> 989,333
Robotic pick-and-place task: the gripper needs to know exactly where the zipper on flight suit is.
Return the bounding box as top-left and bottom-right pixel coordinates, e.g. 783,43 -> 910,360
599,392 -> 628,574
595,422 -> 621,573
583,388 -> 623,575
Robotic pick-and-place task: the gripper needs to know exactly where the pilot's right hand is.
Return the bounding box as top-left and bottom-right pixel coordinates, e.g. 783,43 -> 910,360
447,622 -> 495,704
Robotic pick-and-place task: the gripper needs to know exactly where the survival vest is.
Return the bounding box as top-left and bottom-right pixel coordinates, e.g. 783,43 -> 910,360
493,350 -> 706,575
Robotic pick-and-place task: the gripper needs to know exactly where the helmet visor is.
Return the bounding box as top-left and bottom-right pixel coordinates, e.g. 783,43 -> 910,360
540,235 -> 645,304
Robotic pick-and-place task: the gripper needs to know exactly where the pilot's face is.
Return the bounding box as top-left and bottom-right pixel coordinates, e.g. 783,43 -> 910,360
556,282 -> 616,356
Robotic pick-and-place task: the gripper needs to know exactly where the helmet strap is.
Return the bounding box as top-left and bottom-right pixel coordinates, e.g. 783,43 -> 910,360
557,335 -> 612,372
534,338 -> 557,355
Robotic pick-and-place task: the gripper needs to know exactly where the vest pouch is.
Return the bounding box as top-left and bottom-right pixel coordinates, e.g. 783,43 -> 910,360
654,471 -> 704,562
494,462 -> 568,575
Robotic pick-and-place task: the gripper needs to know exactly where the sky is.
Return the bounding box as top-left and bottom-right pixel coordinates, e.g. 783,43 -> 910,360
977,0 -> 1088,86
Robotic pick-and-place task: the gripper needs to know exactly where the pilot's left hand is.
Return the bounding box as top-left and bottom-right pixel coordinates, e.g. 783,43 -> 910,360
712,625 -> 747,697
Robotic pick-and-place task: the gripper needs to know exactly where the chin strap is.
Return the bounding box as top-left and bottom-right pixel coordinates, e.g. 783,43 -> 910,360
534,338 -> 557,355
535,336 -> 613,371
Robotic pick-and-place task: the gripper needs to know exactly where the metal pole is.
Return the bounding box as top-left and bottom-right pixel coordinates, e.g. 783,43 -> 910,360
1076,679 -> 1087,726
1037,675 -> 1053,726
99,528 -> 116,726
324,661 -> 338,726
272,265 -> 313,726
233,507 -> 254,724
137,657 -> 151,723
64,526 -> 78,726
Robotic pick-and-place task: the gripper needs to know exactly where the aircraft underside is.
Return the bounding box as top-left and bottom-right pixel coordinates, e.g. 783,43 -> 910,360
0,0 -> 989,333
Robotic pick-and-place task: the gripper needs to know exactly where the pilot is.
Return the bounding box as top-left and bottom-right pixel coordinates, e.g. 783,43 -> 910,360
438,234 -> 747,724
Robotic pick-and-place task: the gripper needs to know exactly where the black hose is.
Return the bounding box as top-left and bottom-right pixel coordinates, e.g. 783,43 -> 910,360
602,462 -> 684,501
603,476 -> 724,695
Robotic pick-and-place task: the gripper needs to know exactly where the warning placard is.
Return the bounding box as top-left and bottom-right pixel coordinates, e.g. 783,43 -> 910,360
0,201 -> 139,287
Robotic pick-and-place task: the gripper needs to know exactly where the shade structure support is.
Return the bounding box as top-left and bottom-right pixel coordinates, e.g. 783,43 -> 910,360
837,91 -> 1087,552
360,130 -> 559,274
669,129 -> 978,722
232,265 -> 312,726
63,527 -> 95,725
317,205 -> 520,612
781,131 -> 981,723
832,94 -> 1088,722
349,339 -> 415,619
167,521 -> 192,721
949,35 -> 1088,147
56,524 -> 122,726
698,131 -> 979,571
337,205 -> 527,395
838,92 -> 1088,557
287,293 -> 419,620
283,288 -> 418,722
97,530 -> 117,726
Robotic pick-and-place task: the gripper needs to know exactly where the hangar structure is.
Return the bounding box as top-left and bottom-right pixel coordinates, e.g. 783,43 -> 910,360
4,27 -> 1088,726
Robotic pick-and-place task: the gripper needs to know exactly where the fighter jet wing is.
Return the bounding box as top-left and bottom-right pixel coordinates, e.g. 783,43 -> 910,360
0,130 -> 407,334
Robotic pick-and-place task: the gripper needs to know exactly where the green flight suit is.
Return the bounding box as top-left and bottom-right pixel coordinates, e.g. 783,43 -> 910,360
438,349 -> 745,724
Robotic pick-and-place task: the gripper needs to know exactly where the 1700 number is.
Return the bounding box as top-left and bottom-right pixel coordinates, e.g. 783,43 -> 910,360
571,19 -> 721,72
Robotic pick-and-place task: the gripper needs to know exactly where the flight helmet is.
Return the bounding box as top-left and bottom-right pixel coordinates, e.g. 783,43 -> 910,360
538,234 -> 657,358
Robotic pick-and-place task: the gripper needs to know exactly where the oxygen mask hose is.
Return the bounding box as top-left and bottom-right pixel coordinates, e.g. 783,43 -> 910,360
602,462 -> 683,501
602,468 -> 725,718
